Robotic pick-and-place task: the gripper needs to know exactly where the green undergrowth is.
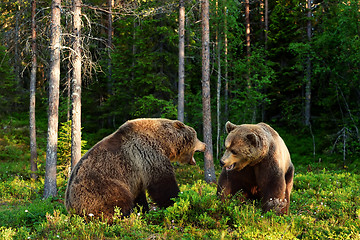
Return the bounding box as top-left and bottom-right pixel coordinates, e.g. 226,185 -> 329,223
1,115 -> 360,239
1,161 -> 360,239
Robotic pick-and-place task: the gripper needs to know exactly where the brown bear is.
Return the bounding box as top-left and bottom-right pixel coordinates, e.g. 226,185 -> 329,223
217,121 -> 294,215
65,118 -> 206,221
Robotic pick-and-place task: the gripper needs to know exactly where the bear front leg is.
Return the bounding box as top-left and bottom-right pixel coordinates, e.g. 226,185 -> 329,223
147,174 -> 180,208
134,191 -> 150,213
284,163 -> 294,214
260,177 -> 288,215
217,168 -> 245,201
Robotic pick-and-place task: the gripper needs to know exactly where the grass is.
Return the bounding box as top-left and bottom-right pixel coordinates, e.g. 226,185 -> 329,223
1,159 -> 359,239
0,116 -> 360,239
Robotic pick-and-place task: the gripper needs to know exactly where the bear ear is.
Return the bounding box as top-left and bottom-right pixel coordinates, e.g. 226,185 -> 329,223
246,133 -> 259,147
225,121 -> 237,133
173,120 -> 185,129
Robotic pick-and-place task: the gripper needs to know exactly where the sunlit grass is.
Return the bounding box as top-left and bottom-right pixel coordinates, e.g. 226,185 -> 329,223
1,160 -> 360,239
1,116 -> 360,239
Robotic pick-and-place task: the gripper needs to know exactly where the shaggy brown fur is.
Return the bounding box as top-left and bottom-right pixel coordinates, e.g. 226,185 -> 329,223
65,118 -> 205,221
217,122 -> 294,214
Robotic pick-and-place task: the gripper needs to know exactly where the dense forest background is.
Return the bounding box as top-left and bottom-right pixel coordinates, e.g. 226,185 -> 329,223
1,0 -> 360,177
1,0 -> 360,238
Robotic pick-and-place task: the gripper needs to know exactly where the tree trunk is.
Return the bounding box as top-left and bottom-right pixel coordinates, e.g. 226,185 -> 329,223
14,10 -> 20,88
201,0 -> 216,184
44,0 -> 61,199
107,0 -> 113,90
107,0 -> 114,127
245,0 -> 251,60
29,0 -> 38,180
260,0 -> 264,39
224,1 -> 229,123
216,0 -> 221,161
71,0 -> 82,168
265,0 -> 268,50
132,19 -> 137,82
260,0 -> 268,121
245,0 -> 256,122
305,0 -> 312,126
67,65 -> 71,122
177,0 -> 185,122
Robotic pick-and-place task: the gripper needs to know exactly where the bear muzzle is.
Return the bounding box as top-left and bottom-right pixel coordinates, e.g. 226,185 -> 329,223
195,140 -> 206,153
220,155 -> 236,171
189,139 -> 206,165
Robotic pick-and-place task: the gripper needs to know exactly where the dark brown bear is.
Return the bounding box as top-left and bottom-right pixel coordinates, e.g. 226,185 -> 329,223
65,118 -> 205,221
217,122 -> 294,214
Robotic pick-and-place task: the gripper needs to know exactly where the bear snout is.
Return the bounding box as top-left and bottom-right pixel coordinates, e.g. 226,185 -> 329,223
195,139 -> 206,152
219,159 -> 225,167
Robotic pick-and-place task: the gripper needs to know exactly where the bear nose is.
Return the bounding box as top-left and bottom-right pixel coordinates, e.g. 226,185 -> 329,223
219,159 -> 225,167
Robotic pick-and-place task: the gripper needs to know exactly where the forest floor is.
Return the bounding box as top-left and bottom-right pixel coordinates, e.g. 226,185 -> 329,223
0,116 -> 360,239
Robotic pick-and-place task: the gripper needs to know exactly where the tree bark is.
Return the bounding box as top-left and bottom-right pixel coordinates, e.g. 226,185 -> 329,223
245,0 -> 251,60
66,65 -> 71,122
224,2 -> 229,122
177,0 -> 185,122
107,0 -> 113,89
106,0 -> 114,127
305,0 -> 312,126
261,0 -> 268,121
71,0 -> 82,168
216,0 -> 221,161
29,0 -> 38,180
265,0 -> 268,50
43,0 -> 61,199
201,0 -> 216,184
14,10 -> 20,88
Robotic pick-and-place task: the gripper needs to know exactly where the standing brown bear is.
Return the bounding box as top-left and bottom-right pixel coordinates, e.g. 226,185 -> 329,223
65,118 -> 206,221
217,122 -> 294,214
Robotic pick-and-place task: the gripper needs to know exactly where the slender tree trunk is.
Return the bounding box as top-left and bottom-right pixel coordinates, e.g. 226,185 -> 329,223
107,0 -> 113,90
107,0 -> 114,127
178,0 -> 185,122
260,0 -> 264,40
245,0 -> 256,122
265,0 -> 268,50
216,0 -> 221,161
29,0 -> 38,180
201,0 -> 216,184
260,0 -> 268,121
245,0 -> 251,61
71,0 -> 82,168
66,67 -> 71,122
305,0 -> 312,126
44,0 -> 62,199
132,19 -> 137,82
224,2 -> 229,122
14,10 -> 20,88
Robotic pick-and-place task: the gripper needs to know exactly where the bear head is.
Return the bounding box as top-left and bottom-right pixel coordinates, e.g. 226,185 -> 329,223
220,121 -> 269,171
169,120 -> 206,165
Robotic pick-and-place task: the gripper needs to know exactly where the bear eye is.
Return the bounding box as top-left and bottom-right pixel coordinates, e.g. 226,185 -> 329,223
230,149 -> 238,155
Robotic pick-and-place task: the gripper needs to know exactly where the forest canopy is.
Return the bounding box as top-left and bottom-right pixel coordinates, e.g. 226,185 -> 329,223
0,0 -> 360,163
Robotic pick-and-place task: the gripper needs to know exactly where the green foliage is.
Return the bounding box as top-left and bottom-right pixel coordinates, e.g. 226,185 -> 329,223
57,121 -> 88,164
1,126 -> 360,240
2,0 -> 360,238
0,175 -> 40,204
2,164 -> 359,239
57,120 -> 88,180
229,48 -> 275,123
99,8 -> 179,123
0,198 -> 66,229
310,0 -> 360,132
0,45 -> 17,117
0,115 -> 30,162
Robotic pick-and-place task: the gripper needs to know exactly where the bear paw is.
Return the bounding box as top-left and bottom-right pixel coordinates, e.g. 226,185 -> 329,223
264,198 -> 287,214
